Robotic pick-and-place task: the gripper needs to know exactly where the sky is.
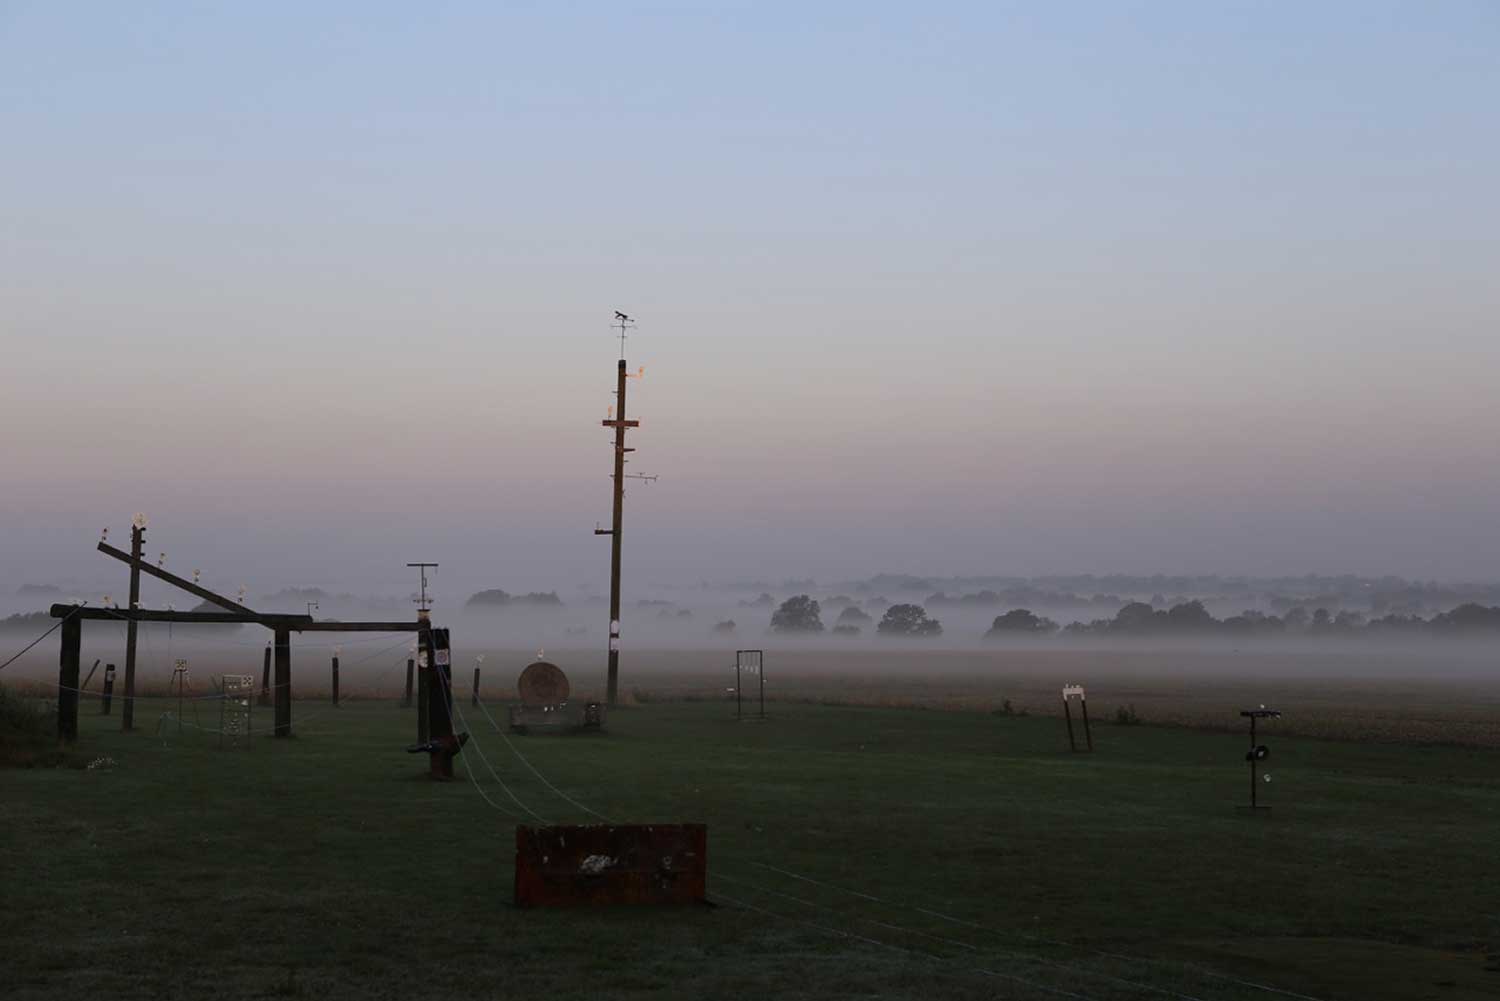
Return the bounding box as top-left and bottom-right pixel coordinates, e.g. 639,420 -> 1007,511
2,1 -> 1498,605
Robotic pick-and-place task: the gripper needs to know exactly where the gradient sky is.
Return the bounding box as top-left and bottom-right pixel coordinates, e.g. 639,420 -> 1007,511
2,2 -> 1498,602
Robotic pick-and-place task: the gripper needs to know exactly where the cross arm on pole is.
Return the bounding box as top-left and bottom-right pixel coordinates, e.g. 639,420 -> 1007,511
97,541 -> 259,614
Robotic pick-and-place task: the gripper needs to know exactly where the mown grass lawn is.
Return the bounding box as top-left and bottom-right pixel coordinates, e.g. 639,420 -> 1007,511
2,696 -> 1497,1000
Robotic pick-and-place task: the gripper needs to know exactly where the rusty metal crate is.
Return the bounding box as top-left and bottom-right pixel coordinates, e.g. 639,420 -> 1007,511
508,701 -> 605,734
514,824 -> 707,907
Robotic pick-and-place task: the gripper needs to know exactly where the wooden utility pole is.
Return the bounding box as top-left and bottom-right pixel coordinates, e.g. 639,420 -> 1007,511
596,313 -> 644,707
121,519 -> 144,731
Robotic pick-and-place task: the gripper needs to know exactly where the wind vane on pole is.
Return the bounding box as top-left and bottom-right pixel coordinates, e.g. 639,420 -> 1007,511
614,310 -> 635,360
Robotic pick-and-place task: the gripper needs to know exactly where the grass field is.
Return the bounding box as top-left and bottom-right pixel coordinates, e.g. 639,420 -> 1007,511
3,689 -> 1498,1001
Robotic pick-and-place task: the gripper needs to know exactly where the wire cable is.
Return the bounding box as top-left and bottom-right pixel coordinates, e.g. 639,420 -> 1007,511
0,603 -> 87,673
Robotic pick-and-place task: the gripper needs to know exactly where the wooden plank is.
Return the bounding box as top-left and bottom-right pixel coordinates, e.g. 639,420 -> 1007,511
50,604 -> 263,624
297,621 -> 424,632
97,541 -> 259,614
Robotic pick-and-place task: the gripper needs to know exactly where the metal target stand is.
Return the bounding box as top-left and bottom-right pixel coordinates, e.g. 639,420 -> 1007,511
735,650 -> 766,721
1239,707 -> 1280,811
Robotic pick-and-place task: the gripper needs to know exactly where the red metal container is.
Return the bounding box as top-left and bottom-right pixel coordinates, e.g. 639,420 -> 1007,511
514,824 -> 707,907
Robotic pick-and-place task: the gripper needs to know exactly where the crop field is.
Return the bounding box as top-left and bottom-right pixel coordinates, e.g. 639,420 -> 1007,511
3,672 -> 1498,1001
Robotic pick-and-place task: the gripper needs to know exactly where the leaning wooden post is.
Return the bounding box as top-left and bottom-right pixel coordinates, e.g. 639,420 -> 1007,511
57,615 -> 82,743
331,654 -> 340,707
81,658 -> 101,693
100,664 -> 116,715
1062,695 -> 1077,752
273,626 -> 292,737
258,643 -> 272,707
403,657 -> 415,708
121,522 -> 144,731
1080,696 -> 1093,752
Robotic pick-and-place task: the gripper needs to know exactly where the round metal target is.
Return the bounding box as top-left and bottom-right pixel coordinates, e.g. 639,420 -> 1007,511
517,661 -> 570,706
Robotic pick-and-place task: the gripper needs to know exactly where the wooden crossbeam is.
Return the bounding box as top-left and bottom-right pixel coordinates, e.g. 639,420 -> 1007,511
97,541 -> 258,614
51,604 -> 280,625
47,604 -> 422,633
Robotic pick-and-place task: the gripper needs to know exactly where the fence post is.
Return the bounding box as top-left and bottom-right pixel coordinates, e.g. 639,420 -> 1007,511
472,665 -> 480,708
403,658 -> 414,708
57,615 -> 82,742
259,644 -> 272,707
416,662 -> 430,744
331,655 -> 340,707
100,664 -> 116,715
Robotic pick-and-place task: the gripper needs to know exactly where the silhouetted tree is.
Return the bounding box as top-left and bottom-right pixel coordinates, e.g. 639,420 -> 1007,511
771,595 -> 824,633
837,605 -> 872,624
877,603 -> 942,637
985,609 -> 1058,637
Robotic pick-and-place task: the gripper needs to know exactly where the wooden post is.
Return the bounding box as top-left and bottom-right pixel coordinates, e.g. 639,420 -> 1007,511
121,523 -> 143,731
57,615 -> 82,742
426,627 -> 455,779
471,665 -> 480,708
403,658 -> 414,708
416,649 -> 430,745
1080,698 -> 1093,752
1063,697 -> 1077,752
258,644 -> 272,707
606,358 -> 628,707
331,655 -> 340,706
273,626 -> 292,737
100,664 -> 116,715
81,659 -> 101,693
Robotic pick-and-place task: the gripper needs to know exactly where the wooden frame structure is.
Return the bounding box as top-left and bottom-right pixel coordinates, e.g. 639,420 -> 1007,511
51,526 -> 428,740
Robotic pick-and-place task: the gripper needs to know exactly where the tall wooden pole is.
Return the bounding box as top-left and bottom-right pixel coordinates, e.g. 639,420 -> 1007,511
121,523 -> 143,731
273,626 -> 292,737
57,615 -> 82,742
606,358 -> 627,706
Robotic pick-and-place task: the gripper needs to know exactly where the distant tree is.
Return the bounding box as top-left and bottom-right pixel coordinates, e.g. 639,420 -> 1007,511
836,605 -> 872,624
1164,600 -> 1215,630
466,589 -> 512,607
770,595 -> 824,633
985,609 -> 1058,637
877,603 -> 942,637
831,624 -> 861,637
739,592 -> 775,609
1430,603 -> 1500,630
1111,601 -> 1160,633
713,619 -> 736,635
1282,607 -> 1310,631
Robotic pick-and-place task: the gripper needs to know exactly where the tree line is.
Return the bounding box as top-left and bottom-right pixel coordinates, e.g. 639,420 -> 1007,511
763,595 -> 1500,640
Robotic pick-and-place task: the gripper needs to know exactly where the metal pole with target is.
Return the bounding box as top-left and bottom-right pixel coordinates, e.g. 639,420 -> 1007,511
1239,707 -> 1280,811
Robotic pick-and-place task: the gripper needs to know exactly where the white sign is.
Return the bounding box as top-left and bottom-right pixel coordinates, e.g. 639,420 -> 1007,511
435,649 -> 450,667
609,637 -> 619,652
1062,685 -> 1085,699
